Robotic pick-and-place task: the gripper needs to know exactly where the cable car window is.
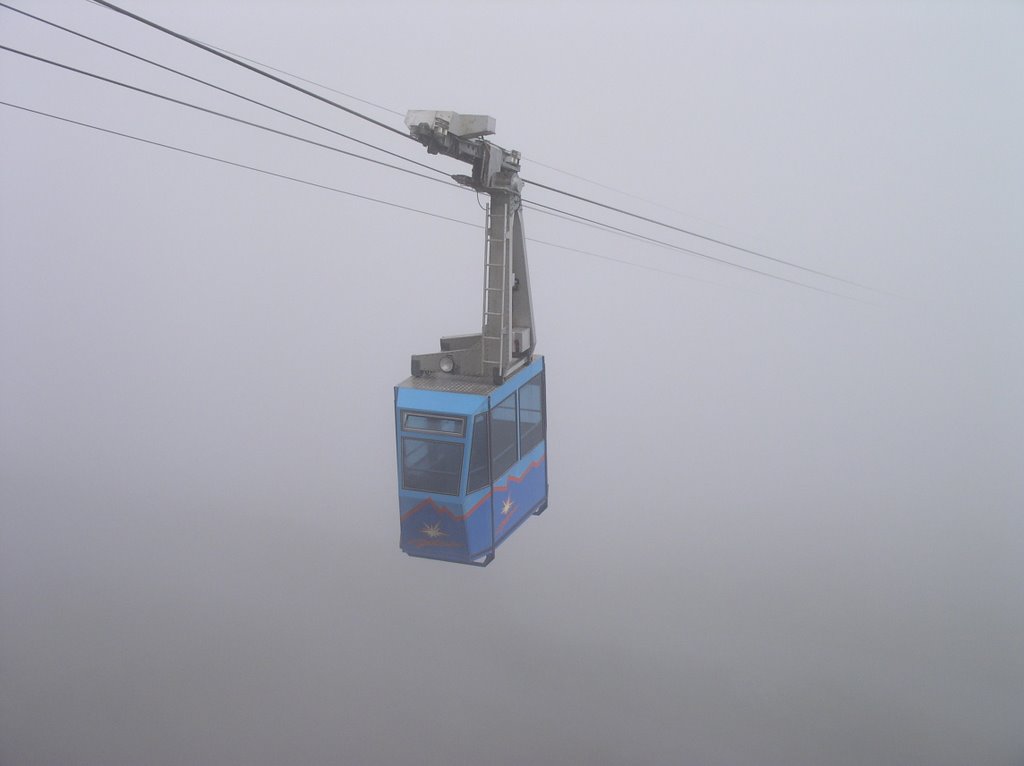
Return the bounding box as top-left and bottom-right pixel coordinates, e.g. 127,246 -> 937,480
402,411 -> 465,436
491,393 -> 518,478
518,372 -> 545,455
402,438 -> 465,495
467,413 -> 490,493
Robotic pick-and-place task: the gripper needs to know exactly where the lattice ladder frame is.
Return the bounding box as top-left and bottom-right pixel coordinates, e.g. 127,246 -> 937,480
481,195 -> 514,371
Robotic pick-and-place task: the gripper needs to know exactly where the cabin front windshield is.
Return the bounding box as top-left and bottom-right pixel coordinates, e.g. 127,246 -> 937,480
402,438 -> 464,495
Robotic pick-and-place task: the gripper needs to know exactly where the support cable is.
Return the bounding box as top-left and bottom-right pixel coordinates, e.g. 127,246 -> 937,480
524,201 -> 852,296
0,100 -> 731,289
89,0 -> 705,231
523,202 -> 659,248
528,237 -> 724,287
524,199 -> 866,302
523,154 -> 742,234
0,44 -> 456,190
87,0 -> 413,140
81,0 -> 872,293
0,44 -> 855,301
0,43 -> 861,300
524,178 -> 872,290
0,3 -> 447,178
0,100 -> 475,229
0,40 -> 735,281
196,40 -> 404,119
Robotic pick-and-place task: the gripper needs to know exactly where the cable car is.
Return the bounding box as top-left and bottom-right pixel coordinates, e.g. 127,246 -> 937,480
394,111 -> 548,566
395,357 -> 547,566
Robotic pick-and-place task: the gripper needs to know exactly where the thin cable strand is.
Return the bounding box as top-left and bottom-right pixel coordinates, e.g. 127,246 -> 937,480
524,154 -> 735,230
87,0 -> 412,140
524,177 -> 873,290
0,100 -> 475,228
0,45 -> 457,190
0,100 -> 733,289
197,40 -> 405,119
80,0 -> 874,294
0,42 -> 753,288
0,2 -> 447,178
0,43 -> 861,301
525,199 -> 866,302
529,237 -> 723,287
0,39 -> 787,294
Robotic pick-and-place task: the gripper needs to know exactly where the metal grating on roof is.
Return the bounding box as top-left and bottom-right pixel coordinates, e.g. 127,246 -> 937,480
398,373 -> 497,395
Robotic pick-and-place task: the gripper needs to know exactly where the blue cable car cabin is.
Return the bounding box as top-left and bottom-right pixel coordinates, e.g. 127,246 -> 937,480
394,357 -> 547,566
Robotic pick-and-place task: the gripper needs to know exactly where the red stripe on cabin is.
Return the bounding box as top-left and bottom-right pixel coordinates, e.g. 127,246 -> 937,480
401,454 -> 546,522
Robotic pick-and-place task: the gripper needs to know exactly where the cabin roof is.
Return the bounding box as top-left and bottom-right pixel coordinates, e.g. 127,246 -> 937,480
397,373 -> 497,396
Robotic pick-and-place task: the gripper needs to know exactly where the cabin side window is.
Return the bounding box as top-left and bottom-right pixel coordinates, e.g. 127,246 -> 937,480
402,438 -> 464,495
518,372 -> 545,455
466,413 -> 490,493
490,393 -> 518,478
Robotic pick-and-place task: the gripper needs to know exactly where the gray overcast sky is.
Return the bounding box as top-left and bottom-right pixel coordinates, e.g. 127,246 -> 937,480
1,2 -> 1022,765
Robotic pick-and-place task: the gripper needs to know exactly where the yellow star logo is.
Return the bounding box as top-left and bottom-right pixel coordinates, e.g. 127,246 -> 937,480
501,497 -> 515,516
421,522 -> 447,539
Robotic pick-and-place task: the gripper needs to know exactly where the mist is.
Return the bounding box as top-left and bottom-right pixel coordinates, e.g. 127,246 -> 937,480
1,2 -> 1022,765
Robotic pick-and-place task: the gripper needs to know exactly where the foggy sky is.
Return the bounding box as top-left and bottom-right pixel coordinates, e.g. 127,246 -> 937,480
1,2 -> 1022,765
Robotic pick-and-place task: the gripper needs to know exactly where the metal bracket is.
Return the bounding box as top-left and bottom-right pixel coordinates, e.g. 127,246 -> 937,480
405,110 -> 536,383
